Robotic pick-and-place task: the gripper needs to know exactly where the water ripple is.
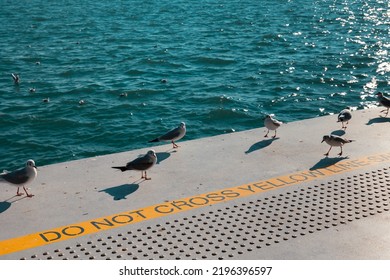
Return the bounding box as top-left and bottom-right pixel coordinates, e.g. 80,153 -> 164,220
0,0 -> 388,168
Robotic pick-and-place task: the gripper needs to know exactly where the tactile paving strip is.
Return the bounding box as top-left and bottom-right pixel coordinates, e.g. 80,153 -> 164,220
19,167 -> 390,260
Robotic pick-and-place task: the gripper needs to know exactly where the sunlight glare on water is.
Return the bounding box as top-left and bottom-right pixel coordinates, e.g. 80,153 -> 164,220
0,0 -> 388,168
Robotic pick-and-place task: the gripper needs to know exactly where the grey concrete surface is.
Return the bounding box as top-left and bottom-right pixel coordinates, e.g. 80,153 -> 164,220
1,107 -> 389,259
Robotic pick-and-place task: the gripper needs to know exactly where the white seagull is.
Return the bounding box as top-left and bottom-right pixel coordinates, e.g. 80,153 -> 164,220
112,150 -> 157,180
0,160 -> 38,197
264,115 -> 282,138
376,92 -> 390,117
322,135 -> 354,157
149,122 -> 186,148
337,107 -> 352,130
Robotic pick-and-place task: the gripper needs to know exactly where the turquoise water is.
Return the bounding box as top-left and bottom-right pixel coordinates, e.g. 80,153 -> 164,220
0,0 -> 389,169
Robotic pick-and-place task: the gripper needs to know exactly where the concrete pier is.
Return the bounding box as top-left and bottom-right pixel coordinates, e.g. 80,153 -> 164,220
1,107 -> 389,260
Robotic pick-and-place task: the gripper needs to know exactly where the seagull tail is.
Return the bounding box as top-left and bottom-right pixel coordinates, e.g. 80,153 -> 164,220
112,166 -> 127,172
148,138 -> 160,143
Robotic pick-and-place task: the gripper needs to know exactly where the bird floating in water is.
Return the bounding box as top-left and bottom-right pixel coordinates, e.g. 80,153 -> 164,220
0,160 -> 37,197
11,73 -> 20,84
337,107 -> 352,130
322,135 -> 354,157
264,115 -> 282,138
376,92 -> 390,117
112,150 -> 157,180
149,122 -> 186,149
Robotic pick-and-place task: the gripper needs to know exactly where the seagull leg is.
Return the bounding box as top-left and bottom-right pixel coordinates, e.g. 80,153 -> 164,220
172,141 -> 179,149
380,109 -> 389,117
324,146 -> 332,157
272,130 -> 277,138
142,171 -> 151,180
16,186 -> 24,196
338,146 -> 343,156
23,186 -> 34,197
264,130 -> 269,138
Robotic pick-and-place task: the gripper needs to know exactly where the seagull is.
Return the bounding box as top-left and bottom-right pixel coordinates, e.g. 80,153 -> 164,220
149,122 -> 186,148
0,159 -> 37,197
376,92 -> 390,117
112,150 -> 157,180
337,107 -> 352,130
321,135 -> 354,156
264,115 -> 282,138
11,73 -> 20,84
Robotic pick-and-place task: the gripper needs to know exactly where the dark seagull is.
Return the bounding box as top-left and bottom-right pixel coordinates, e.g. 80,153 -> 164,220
149,122 -> 186,149
376,92 -> 390,117
0,159 -> 37,197
112,150 -> 157,180
321,135 -> 354,157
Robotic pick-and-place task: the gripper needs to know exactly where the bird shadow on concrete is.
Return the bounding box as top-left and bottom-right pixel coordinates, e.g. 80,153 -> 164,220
245,138 -> 279,154
99,184 -> 139,200
156,152 -> 171,164
310,156 -> 349,170
366,117 -> 390,125
0,195 -> 29,213
0,201 -> 12,213
331,129 -> 346,136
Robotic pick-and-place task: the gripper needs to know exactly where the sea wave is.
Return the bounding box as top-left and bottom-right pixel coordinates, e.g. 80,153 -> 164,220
0,0 -> 388,168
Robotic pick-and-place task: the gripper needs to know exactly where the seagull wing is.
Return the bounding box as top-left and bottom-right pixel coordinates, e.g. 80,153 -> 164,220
271,118 -> 282,127
126,155 -> 155,171
1,168 -> 29,184
158,127 -> 181,141
380,95 -> 390,107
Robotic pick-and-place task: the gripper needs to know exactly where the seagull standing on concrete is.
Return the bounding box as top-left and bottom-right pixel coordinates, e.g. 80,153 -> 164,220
149,122 -> 186,149
322,135 -> 354,157
112,150 -> 157,180
0,160 -> 37,197
376,92 -> 390,117
264,115 -> 282,138
337,107 -> 352,130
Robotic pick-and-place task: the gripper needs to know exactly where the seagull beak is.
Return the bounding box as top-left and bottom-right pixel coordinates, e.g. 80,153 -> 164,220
321,139 -> 324,143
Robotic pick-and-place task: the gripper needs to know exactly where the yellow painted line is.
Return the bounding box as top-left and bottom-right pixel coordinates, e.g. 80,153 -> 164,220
1,152 -> 390,256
